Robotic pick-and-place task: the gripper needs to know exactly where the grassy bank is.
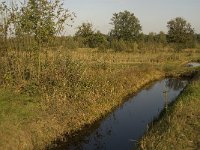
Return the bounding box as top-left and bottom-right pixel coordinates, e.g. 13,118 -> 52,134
140,70 -> 200,150
0,48 -> 200,149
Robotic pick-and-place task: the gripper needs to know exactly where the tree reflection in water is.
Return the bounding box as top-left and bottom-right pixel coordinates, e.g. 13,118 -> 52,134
166,78 -> 188,91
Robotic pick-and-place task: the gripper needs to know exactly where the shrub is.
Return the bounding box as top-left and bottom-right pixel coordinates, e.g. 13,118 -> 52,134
111,40 -> 128,51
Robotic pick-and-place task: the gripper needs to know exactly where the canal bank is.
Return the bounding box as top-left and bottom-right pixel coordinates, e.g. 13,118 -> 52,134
140,71 -> 200,150
48,64 -> 199,150
1,52 -> 199,150
49,78 -> 188,150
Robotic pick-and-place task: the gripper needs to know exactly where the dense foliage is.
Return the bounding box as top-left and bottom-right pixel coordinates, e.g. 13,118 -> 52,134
110,10 -> 142,41
75,22 -> 107,48
167,17 -> 196,48
0,1 -> 199,52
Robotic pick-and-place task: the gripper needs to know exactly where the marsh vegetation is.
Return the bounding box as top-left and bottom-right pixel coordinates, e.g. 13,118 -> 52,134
50,78 -> 188,150
0,0 -> 200,149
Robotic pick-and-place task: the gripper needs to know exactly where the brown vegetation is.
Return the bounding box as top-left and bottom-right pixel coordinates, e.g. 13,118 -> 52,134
0,47 -> 200,149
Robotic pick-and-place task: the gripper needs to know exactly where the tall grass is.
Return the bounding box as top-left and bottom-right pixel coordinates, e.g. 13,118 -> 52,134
1,1 -> 200,149
0,46 -> 200,149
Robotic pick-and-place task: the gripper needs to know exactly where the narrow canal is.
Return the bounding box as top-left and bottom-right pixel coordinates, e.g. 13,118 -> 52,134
51,78 -> 188,150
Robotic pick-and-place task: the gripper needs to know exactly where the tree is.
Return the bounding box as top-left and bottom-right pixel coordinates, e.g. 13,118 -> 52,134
12,0 -> 75,81
167,17 -> 195,48
75,22 -> 94,47
110,10 -> 142,41
75,23 -> 107,48
88,31 -> 107,48
196,34 -> 200,43
75,22 -> 94,38
0,1 -> 13,53
147,32 -> 156,43
16,0 -> 74,46
157,31 -> 167,45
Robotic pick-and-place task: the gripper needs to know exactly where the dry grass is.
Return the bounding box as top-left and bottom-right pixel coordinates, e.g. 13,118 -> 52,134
0,48 -> 200,149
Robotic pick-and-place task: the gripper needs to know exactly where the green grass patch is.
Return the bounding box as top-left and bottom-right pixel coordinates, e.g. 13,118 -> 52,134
0,88 -> 41,149
0,89 -> 39,123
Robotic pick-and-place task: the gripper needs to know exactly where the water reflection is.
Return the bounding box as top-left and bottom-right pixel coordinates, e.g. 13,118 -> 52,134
51,78 -> 188,150
187,62 -> 200,67
166,78 -> 188,91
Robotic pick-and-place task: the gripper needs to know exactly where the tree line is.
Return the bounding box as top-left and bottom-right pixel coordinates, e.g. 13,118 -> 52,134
75,11 -> 198,51
0,0 -> 199,53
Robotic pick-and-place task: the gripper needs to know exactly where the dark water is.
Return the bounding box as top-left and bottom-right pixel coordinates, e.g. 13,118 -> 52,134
52,78 -> 188,150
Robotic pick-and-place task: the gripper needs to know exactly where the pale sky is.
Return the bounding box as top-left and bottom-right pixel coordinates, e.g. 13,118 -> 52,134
64,0 -> 200,35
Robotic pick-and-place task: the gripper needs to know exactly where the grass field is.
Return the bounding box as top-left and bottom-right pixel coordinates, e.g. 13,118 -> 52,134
140,71 -> 200,150
0,48 -> 200,149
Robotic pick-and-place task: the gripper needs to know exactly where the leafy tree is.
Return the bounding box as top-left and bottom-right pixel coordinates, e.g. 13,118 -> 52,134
88,31 -> 107,48
0,1 -> 13,53
157,31 -> 167,44
16,0 -> 74,46
75,22 -> 94,38
0,2 -> 10,39
147,32 -> 156,43
110,10 -> 142,41
75,22 -> 94,47
75,23 -> 107,48
196,34 -> 200,43
11,0 -> 75,81
167,17 -> 195,47
136,33 -> 145,43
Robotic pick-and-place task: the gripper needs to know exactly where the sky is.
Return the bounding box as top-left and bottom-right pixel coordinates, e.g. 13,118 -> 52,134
64,0 -> 200,35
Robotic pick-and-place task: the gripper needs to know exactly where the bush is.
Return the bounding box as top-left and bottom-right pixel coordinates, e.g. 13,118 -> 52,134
111,40 -> 128,51
110,40 -> 140,52
127,42 -> 139,52
0,49 -> 84,99
64,37 -> 79,49
98,43 -> 109,51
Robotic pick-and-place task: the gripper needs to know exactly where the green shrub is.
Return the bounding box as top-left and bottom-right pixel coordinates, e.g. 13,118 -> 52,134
111,40 -> 128,51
